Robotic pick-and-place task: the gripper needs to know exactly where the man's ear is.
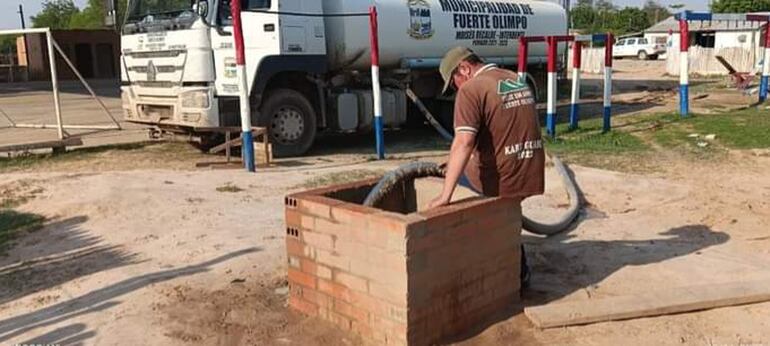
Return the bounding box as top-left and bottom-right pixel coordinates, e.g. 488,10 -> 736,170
455,61 -> 468,77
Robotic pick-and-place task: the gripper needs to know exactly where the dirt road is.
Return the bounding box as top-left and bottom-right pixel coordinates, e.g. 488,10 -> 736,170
1,142 -> 769,345
1,61 -> 769,345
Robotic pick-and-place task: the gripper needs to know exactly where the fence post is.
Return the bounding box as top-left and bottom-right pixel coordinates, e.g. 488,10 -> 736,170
569,41 -> 582,130
546,36 -> 558,138
45,30 -> 64,140
760,20 -> 770,103
603,33 -> 613,133
231,0 -> 255,172
679,17 -> 690,117
369,6 -> 385,160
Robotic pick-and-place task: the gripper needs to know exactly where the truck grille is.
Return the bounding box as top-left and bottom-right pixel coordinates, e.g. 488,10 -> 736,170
139,104 -> 173,119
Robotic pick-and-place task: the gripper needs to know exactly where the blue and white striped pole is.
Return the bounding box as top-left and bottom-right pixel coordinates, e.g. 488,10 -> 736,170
231,0 -> 255,172
679,18 -> 690,117
369,6 -> 385,160
569,41 -> 582,130
546,36 -> 558,138
603,33 -> 613,133
760,23 -> 770,103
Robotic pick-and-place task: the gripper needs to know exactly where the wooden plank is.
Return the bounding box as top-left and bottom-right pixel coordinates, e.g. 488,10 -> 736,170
194,126 -> 267,136
255,142 -> 272,165
525,280 -> 770,329
0,137 -> 83,153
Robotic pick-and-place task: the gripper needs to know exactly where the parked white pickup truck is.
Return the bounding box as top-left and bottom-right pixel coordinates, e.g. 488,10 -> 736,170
613,37 -> 666,60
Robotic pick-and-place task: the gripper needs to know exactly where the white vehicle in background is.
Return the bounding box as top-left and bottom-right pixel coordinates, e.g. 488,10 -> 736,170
118,0 -> 567,156
613,37 -> 666,60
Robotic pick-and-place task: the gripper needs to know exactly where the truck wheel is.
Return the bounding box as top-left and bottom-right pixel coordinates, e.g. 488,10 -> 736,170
259,89 -> 317,157
638,51 -> 648,60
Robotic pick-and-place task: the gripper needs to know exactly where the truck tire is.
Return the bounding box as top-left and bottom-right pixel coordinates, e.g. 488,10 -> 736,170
259,89 -> 317,157
638,51 -> 648,60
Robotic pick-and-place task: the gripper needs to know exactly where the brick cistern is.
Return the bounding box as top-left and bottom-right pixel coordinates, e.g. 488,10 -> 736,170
285,177 -> 523,345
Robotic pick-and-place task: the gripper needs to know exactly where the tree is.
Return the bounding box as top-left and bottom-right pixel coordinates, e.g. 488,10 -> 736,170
711,0 -> 770,13
668,4 -> 685,12
571,3 -> 597,31
70,0 -> 127,29
69,0 -> 105,29
594,0 -> 616,11
610,8 -> 651,35
0,36 -> 18,54
31,0 -> 80,29
643,0 -> 670,24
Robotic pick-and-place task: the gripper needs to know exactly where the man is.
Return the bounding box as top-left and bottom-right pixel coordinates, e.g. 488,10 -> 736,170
428,47 -> 545,287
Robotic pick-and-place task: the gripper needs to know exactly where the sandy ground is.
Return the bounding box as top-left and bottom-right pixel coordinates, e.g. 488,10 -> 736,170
1,60 -> 769,345
1,145 -> 769,345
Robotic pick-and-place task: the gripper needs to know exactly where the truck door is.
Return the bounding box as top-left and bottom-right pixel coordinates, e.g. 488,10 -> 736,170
210,0 -> 280,99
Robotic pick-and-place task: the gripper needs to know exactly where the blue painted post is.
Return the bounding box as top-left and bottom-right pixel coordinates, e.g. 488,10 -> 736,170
760,22 -> 770,103
603,33 -> 613,133
569,41 -> 582,130
546,36 -> 558,138
231,0 -> 255,172
370,7 -> 385,160
679,17 -> 690,117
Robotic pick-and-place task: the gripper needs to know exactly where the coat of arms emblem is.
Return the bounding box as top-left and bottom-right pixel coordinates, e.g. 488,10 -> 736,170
407,0 -> 434,40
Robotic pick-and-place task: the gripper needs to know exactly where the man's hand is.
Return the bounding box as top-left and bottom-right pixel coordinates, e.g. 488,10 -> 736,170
432,132 -> 476,210
427,194 -> 451,209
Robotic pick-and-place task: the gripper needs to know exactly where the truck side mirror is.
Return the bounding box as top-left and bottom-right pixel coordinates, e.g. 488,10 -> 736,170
197,0 -> 210,18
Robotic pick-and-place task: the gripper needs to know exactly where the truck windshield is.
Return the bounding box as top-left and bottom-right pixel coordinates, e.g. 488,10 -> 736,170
126,0 -> 196,24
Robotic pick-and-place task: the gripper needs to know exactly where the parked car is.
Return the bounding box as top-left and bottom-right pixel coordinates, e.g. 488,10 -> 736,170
613,37 -> 666,60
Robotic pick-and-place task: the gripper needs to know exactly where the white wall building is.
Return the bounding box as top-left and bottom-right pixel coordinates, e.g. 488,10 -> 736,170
646,15 -> 769,75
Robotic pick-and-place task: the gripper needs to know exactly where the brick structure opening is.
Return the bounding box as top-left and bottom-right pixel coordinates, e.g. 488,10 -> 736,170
285,177 -> 522,345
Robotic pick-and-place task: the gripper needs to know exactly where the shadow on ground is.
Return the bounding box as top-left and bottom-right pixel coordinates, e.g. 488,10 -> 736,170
0,80 -> 120,98
0,248 -> 260,344
0,215 -> 140,307
446,224 -> 729,344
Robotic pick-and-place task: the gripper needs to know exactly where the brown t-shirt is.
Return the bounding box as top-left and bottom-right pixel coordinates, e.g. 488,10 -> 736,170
454,65 -> 545,199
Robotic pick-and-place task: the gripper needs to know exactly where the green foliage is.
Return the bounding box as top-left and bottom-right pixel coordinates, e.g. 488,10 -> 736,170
32,0 -> 126,30
711,0 -> 770,13
32,0 -> 80,29
0,36 -> 18,54
571,5 -> 597,32
609,8 -> 651,34
69,0 -> 106,29
570,1 -> 658,35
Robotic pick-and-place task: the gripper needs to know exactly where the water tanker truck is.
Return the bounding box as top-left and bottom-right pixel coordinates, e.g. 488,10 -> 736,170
120,0 -> 567,156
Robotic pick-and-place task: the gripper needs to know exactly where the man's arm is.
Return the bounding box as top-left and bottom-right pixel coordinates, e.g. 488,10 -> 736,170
428,131 -> 476,209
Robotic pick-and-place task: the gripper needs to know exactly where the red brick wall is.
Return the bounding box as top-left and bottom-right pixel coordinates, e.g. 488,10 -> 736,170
285,179 -> 521,345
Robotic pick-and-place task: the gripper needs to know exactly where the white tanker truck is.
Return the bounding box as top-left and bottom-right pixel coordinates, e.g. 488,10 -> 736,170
120,0 -> 567,156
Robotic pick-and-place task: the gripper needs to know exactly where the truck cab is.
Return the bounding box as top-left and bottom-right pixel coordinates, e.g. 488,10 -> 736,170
122,0 -> 327,155
121,0 -> 565,156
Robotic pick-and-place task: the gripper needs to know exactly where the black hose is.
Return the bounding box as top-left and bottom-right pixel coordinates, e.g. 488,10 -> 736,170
363,162 -> 444,207
521,156 -> 581,236
363,160 -> 580,236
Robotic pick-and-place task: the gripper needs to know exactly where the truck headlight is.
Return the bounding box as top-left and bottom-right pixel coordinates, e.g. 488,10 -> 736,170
181,90 -> 210,109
